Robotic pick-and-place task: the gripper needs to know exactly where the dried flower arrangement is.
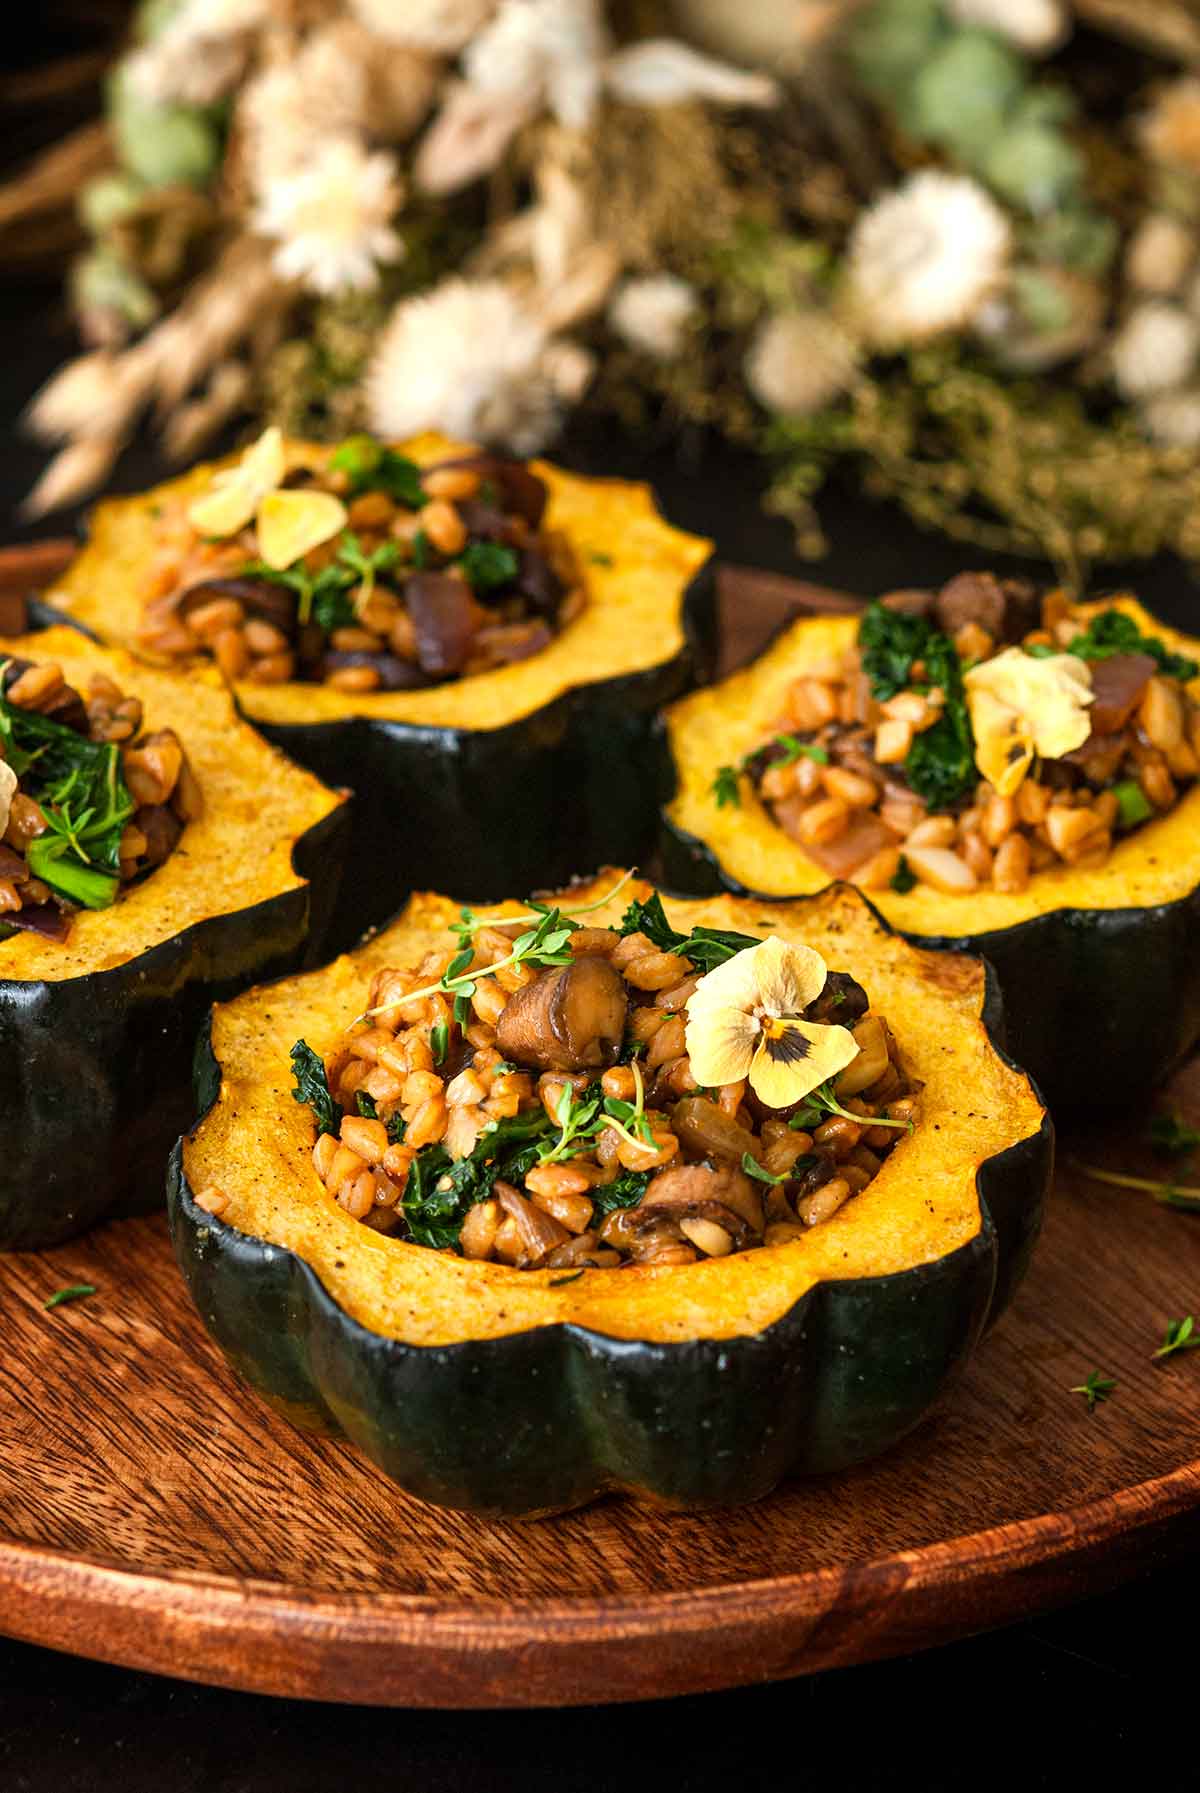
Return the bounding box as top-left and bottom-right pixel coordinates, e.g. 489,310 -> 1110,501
14,0 -> 1200,578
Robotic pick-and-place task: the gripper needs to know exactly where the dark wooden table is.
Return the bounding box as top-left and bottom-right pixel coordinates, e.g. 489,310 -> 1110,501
1,38 -> 1199,1775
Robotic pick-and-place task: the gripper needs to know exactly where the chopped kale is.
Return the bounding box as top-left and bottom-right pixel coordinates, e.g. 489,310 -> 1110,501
0,681 -> 133,910
857,601 -> 976,810
890,854 -> 917,894
618,893 -> 759,970
1067,608 -> 1198,683
289,1039 -> 341,1137
329,435 -> 425,509
458,542 -> 519,591
591,1170 -> 652,1216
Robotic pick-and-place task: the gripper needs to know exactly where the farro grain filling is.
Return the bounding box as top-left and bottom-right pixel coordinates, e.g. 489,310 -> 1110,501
712,575 -> 1200,897
0,652 -> 200,942
139,428 -> 582,693
288,883 -> 920,1269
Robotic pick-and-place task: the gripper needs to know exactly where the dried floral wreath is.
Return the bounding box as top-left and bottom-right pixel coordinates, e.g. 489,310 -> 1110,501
13,0 -> 1200,579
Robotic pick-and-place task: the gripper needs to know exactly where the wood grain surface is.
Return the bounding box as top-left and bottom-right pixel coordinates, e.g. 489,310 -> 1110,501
1,560 -> 1199,1707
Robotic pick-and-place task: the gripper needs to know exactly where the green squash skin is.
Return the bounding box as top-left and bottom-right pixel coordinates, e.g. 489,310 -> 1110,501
256,561 -> 717,953
0,801 -> 349,1252
166,968 -> 1051,1517
657,797 -> 1200,1117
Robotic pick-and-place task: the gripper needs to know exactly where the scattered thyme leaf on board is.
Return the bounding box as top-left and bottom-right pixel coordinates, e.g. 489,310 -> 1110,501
1070,1370 -> 1116,1413
45,1284 -> 97,1311
1154,1316 -> 1200,1360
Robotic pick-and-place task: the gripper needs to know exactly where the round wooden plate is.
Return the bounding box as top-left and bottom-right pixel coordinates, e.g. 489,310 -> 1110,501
2,555 -> 1199,1707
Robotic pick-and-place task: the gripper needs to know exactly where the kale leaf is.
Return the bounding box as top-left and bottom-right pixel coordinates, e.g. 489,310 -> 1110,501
618,893 -> 759,970
458,543 -> 518,591
0,684 -> 133,909
858,601 -> 976,810
591,1170 -> 651,1217
401,1108 -> 556,1249
328,435 -> 425,509
1067,608 -> 1198,683
289,1039 -> 342,1137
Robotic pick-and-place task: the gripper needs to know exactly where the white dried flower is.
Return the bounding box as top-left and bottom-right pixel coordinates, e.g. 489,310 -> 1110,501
1111,302 -> 1199,400
1140,389 -> 1200,448
604,40 -> 778,109
609,276 -> 698,359
844,172 -> 1012,346
366,277 -> 585,455
947,0 -> 1065,54
348,0 -> 494,52
125,0 -> 268,106
745,310 -> 858,415
255,138 -> 403,296
1125,214 -> 1196,298
464,0 -> 608,130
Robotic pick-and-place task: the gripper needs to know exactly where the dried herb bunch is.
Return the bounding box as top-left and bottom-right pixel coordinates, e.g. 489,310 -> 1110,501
16,0 -> 1200,577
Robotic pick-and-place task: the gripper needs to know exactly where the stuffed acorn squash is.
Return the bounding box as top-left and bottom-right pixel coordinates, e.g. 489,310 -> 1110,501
661,581 -> 1200,1115
0,624 -> 347,1249
48,430 -> 714,947
168,871 -> 1050,1516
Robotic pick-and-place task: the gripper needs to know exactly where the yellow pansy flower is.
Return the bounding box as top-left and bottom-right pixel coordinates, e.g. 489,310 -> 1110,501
684,936 -> 860,1109
964,647 -> 1094,797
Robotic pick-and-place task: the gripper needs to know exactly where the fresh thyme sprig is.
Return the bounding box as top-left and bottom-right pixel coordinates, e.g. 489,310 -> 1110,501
1148,1112 -> 1200,1157
1067,1159 -> 1200,1211
450,869 -> 637,946
711,734 -> 830,808
787,1078 -> 913,1135
1070,1370 -> 1116,1413
361,904 -> 579,1027
1154,1315 -> 1200,1360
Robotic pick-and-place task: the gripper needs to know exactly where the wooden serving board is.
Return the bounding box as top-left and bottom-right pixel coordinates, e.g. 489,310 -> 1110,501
1,557 -> 1199,1708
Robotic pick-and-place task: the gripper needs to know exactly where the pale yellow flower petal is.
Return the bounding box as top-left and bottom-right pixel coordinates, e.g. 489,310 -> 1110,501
186,425 -> 285,537
684,943 -> 762,1018
965,648 -> 1093,795
684,1003 -> 759,1089
752,935 -> 828,1018
748,1019 -> 860,1109
256,489 -> 349,570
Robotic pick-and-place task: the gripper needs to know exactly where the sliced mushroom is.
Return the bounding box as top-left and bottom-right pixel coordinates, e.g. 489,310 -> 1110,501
493,1181 -> 571,1266
404,572 -> 477,677
640,1162 -> 763,1234
805,969 -> 869,1025
496,957 -> 627,1073
543,1232 -> 621,1269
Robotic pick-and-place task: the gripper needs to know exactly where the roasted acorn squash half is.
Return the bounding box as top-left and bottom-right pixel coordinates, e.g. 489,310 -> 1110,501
168,874 -> 1050,1517
0,625 -> 347,1250
48,435 -> 715,947
660,597 -> 1200,1116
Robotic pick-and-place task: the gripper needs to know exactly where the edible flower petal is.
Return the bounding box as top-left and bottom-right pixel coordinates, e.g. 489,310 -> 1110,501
0,759 -> 16,838
186,425 -> 286,538
256,489 -> 349,570
685,935 -> 860,1109
964,647 -> 1093,796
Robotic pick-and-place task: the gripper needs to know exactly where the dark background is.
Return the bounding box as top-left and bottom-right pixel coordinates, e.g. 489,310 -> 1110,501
1,11 -> 1196,1786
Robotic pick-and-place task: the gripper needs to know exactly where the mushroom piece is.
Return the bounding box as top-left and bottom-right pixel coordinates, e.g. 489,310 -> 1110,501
404,572 -> 478,678
496,957 -> 628,1073
805,969 -> 869,1026
493,1181 -> 571,1267
640,1162 -> 764,1234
